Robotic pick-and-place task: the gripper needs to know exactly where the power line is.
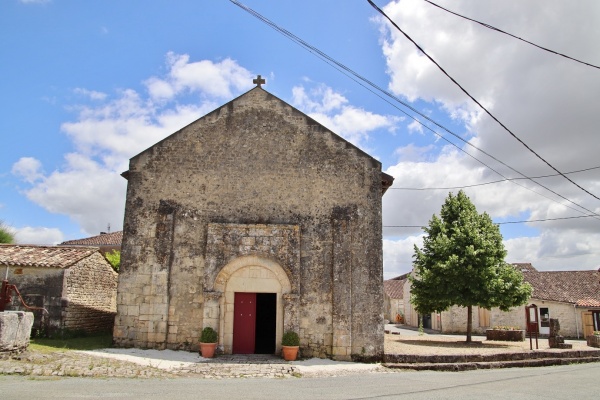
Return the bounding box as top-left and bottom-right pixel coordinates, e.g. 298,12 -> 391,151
424,0 -> 600,71
389,165 -> 600,191
367,0 -> 600,203
384,214 -> 598,228
230,0 -> 600,220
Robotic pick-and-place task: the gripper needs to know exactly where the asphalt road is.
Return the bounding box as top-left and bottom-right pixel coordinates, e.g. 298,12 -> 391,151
1,362 -> 598,400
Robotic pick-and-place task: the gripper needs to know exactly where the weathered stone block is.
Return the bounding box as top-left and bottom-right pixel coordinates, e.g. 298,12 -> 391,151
0,311 -> 34,356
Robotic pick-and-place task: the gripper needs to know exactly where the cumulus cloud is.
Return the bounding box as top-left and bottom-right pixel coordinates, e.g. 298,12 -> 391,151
145,53 -> 254,101
383,235 -> 424,278
74,88 -> 107,101
12,54 -> 398,242
14,227 -> 63,245
292,84 -> 400,148
376,0 -> 600,273
12,54 -> 254,237
12,157 -> 44,184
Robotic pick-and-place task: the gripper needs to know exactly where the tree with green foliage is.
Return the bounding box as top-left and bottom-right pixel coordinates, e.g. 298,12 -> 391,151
0,221 -> 15,244
410,191 -> 532,342
105,250 -> 120,273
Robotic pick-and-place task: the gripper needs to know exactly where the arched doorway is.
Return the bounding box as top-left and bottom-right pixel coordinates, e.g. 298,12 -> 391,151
213,255 -> 292,354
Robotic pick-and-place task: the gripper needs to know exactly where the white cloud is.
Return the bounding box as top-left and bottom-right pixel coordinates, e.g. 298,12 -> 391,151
12,54 -> 253,236
505,230 -> 600,271
291,84 -> 400,148
377,0 -> 600,272
12,157 -> 44,184
19,0 -> 50,4
383,235 -> 423,278
74,88 -> 107,101
19,153 -> 126,235
145,53 -> 254,101
406,119 -> 423,134
14,226 -> 63,245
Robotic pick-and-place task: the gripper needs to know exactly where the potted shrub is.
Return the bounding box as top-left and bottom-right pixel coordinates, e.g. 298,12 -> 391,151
199,327 -> 218,358
281,330 -> 300,361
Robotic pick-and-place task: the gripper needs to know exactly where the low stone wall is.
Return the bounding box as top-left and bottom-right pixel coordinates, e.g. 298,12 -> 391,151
486,329 -> 525,342
0,311 -> 34,357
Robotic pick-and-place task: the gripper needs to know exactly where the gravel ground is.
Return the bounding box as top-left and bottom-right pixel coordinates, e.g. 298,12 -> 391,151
384,332 -> 589,355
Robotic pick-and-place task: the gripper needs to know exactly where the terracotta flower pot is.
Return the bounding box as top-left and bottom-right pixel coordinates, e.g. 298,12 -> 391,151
282,345 -> 299,361
200,342 -> 217,358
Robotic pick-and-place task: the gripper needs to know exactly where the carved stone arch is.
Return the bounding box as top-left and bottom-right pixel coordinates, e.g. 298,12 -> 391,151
210,255 -> 296,354
214,255 -> 292,293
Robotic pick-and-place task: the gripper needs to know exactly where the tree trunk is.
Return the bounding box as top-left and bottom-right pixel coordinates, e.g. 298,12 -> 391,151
466,305 -> 472,343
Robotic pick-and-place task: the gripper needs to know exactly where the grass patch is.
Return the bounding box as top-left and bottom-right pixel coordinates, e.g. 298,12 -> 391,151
30,334 -> 112,352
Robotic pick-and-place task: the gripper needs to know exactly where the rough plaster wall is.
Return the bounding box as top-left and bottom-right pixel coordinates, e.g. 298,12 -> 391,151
114,88 -> 384,359
489,300 -> 583,338
5,267 -> 64,333
63,252 -> 118,333
441,306 -> 487,334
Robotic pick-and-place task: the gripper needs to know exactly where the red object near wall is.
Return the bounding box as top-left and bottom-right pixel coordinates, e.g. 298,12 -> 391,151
232,292 -> 256,354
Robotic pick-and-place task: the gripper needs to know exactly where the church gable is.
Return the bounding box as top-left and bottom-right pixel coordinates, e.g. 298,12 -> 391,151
114,81 -> 390,361
129,87 -> 380,176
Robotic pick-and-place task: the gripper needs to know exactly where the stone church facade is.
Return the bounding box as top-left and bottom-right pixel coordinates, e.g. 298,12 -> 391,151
113,81 -> 393,361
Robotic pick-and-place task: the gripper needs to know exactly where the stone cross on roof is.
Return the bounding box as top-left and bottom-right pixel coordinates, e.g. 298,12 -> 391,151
253,74 -> 266,87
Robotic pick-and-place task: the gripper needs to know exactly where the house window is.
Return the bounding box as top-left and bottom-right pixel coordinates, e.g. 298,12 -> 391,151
594,311 -> 600,331
540,307 -> 550,328
478,307 -> 491,327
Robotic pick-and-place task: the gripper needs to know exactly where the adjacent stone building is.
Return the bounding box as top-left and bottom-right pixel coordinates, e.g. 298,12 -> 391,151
61,231 -> 123,255
383,274 -> 407,323
402,263 -> 600,338
0,244 -> 118,335
113,81 -> 393,361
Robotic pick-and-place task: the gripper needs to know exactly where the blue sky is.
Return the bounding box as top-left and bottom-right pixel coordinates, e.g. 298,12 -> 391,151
2,0 -> 600,278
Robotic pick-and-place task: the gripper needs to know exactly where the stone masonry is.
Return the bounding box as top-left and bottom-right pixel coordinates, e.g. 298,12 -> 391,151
1,245 -> 117,335
113,85 -> 393,361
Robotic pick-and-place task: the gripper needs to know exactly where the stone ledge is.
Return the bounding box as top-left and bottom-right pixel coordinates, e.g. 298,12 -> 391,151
383,349 -> 600,364
383,356 -> 600,371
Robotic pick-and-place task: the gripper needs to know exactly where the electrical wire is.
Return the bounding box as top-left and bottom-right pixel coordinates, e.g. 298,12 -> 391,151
389,165 -> 600,191
229,0 -> 600,220
424,0 -> 600,71
384,213 -> 597,228
367,0 -> 600,203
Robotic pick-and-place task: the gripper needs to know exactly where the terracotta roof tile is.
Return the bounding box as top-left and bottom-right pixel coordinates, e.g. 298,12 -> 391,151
60,231 -> 123,246
514,263 -> 600,306
0,244 -> 99,269
384,279 -> 406,299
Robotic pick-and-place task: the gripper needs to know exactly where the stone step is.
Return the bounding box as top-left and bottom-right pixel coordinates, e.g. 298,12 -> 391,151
383,356 -> 600,371
383,349 -> 600,364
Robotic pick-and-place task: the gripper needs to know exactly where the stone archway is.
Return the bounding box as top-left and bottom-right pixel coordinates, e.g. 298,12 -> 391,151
213,255 -> 292,354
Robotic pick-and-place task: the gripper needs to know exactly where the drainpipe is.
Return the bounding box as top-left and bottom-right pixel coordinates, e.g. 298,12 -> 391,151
574,304 -> 580,339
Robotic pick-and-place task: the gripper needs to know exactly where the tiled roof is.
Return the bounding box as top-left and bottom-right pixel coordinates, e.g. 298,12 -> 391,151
384,279 -> 406,299
515,263 -> 600,306
60,231 -> 123,246
0,244 -> 99,269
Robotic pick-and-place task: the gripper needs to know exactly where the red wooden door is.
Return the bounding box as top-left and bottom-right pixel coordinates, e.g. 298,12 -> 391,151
232,292 -> 256,354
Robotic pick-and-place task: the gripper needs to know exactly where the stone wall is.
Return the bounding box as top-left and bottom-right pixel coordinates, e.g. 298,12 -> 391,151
5,267 -> 64,334
114,87 -> 385,360
5,253 -> 117,336
64,252 -> 118,334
